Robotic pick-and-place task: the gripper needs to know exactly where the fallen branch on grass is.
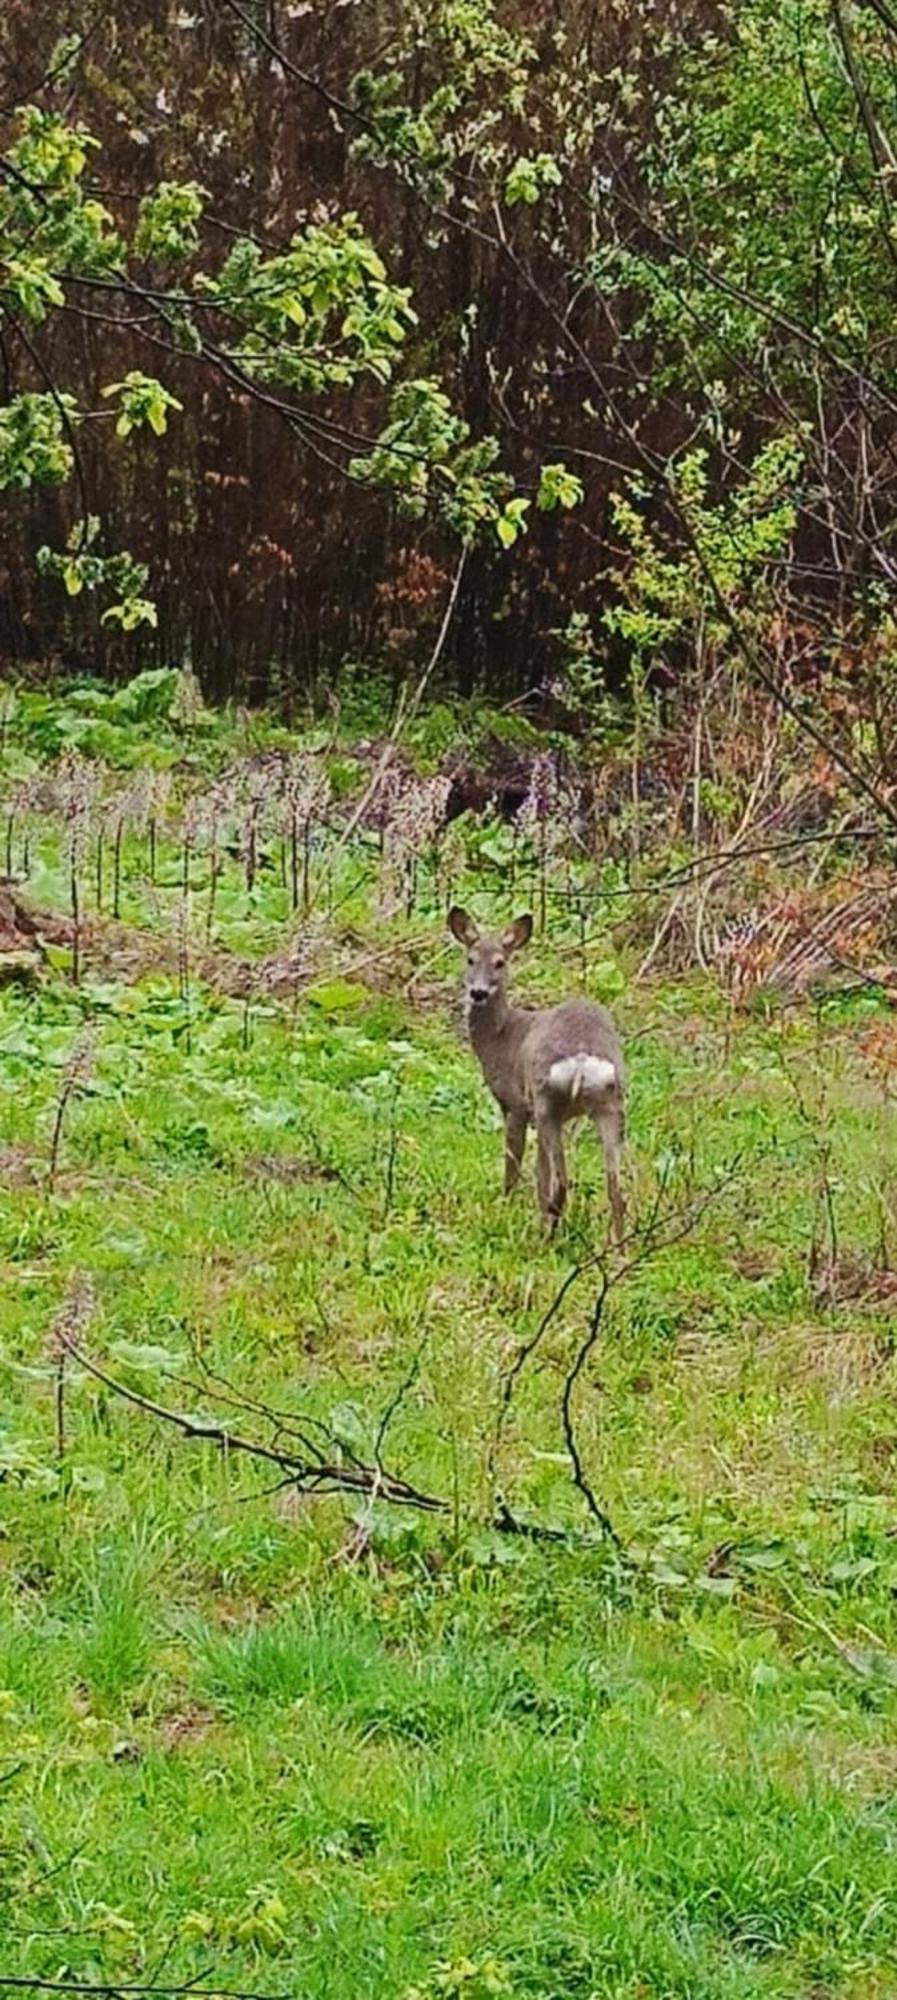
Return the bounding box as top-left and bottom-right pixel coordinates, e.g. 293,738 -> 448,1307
56,1162 -> 741,1552
56,1336 -> 608,1552
59,1330 -> 598,1544
61,1335 -> 447,1515
0,1982 -> 286,2000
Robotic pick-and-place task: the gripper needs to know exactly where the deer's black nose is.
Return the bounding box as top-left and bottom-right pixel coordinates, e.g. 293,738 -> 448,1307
470,986 -> 490,1004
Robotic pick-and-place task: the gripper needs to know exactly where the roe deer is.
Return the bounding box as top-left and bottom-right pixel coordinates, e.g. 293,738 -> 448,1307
449,907 -> 625,1241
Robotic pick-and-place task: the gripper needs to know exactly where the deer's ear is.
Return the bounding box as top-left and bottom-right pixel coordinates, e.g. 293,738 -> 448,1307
502,913 -> 533,953
448,905 -> 479,947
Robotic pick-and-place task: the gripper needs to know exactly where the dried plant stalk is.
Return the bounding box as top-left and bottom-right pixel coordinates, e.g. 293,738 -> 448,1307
48,1027 -> 96,1193
45,1273 -> 95,1468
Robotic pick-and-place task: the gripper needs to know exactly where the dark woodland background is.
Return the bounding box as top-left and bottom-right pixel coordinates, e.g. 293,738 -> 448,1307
0,1 -> 721,701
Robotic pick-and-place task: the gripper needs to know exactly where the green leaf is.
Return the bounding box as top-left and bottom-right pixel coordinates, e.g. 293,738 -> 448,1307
651,1561 -> 690,1587
465,1531 -> 524,1567
43,942 -> 73,973
735,1540 -> 788,1572
103,598 -> 158,631
71,1465 -> 107,1495
108,1340 -> 186,1374
536,462 -> 584,512
135,180 -> 206,261
306,979 -> 371,1013
329,1401 -> 369,1450
504,153 -> 562,207
696,1574 -> 736,1597
104,372 -> 182,440
827,1556 -> 880,1585
590,959 -> 626,999
249,1100 -> 297,1130
108,667 -> 179,721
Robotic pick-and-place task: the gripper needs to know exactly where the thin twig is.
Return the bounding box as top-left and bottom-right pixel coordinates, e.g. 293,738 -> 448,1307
374,1338 -> 428,1470
559,1272 -> 619,1543
0,1983 -> 287,2000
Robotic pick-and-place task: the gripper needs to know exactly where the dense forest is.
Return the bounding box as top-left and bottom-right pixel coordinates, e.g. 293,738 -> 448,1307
3,0 -> 897,751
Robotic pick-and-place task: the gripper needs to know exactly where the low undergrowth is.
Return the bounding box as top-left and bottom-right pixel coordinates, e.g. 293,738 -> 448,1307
1,680 -> 897,1997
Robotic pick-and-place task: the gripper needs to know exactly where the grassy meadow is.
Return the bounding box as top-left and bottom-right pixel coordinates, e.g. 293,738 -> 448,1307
1,675 -> 897,1999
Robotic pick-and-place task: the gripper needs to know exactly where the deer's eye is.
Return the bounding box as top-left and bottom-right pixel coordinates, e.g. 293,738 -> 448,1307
494,957 -> 505,970
467,955 -> 476,966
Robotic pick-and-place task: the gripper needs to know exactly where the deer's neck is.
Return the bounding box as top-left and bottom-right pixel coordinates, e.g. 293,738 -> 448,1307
467,995 -> 535,1103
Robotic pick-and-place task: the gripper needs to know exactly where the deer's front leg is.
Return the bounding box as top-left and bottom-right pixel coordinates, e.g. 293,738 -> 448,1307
503,1107 -> 528,1194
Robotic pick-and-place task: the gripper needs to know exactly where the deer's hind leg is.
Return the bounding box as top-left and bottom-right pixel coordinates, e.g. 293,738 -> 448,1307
535,1099 -> 567,1233
592,1095 -> 625,1248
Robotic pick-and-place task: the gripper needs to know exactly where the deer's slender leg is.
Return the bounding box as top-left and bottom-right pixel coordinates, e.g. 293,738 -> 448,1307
535,1127 -> 553,1222
503,1108 -> 528,1194
550,1128 -> 568,1227
593,1100 -> 625,1248
535,1103 -> 567,1232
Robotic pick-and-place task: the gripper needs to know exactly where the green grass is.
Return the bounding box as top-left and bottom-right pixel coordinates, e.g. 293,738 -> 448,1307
2,731 -> 897,1995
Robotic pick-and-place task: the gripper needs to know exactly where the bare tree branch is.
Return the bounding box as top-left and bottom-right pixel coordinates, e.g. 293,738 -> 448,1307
0,1982 -> 285,2000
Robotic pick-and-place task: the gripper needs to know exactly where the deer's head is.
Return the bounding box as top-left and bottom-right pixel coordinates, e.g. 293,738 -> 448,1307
448,907 -> 533,1013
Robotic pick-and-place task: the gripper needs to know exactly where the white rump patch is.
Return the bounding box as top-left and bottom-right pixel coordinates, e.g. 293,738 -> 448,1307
548,1053 -> 616,1101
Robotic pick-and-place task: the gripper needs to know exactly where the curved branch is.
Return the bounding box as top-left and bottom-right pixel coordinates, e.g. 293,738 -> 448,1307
63,1335 -> 447,1514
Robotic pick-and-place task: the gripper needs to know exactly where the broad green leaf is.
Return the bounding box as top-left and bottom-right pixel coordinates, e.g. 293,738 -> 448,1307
306,979 -> 371,1013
